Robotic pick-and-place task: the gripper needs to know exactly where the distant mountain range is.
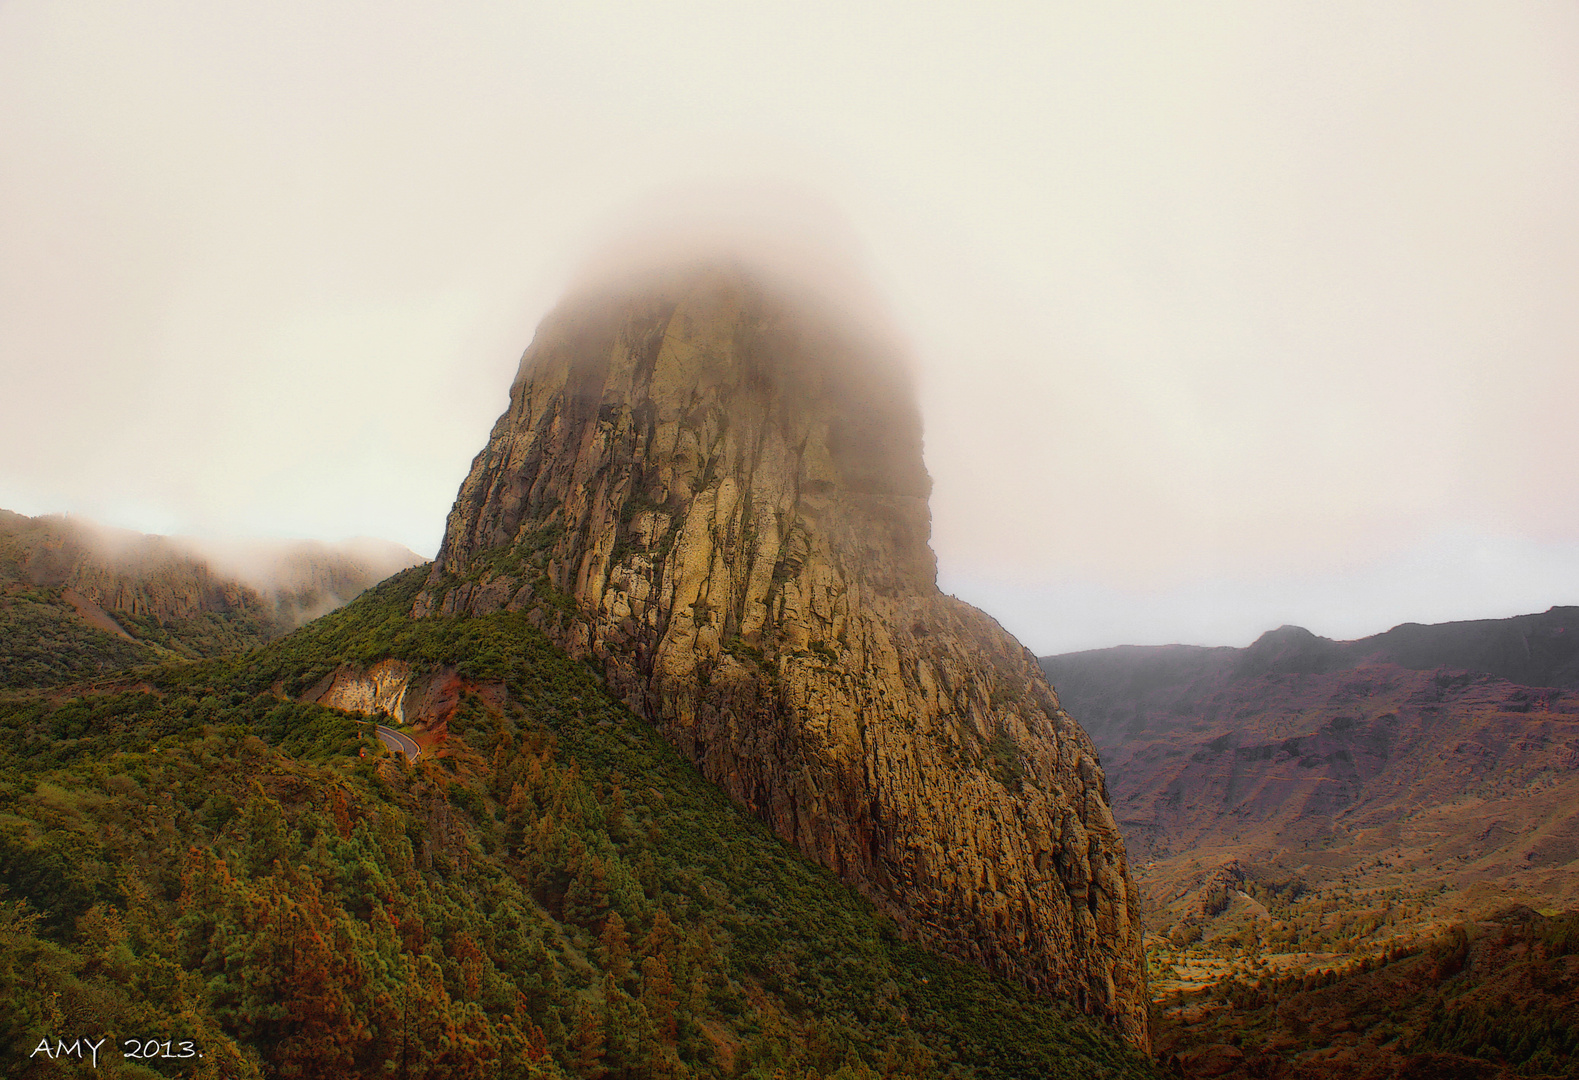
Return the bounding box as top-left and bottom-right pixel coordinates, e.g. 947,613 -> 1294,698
1041,609 -> 1579,1075
1041,607 -> 1579,940
0,508 -> 423,687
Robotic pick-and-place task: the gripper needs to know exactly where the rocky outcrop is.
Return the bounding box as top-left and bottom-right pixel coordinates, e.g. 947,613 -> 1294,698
305,659 -> 415,722
300,661 -> 503,743
415,262 -> 1149,1044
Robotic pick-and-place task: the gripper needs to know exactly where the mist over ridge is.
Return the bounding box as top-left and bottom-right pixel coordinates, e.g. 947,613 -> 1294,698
2,509 -> 421,610
0,507 -> 424,686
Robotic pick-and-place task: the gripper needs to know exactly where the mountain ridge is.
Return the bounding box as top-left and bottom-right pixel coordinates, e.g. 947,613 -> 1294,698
1047,605 -> 1579,697
1041,607 -> 1579,1075
0,508 -> 423,686
1040,606 -> 1579,970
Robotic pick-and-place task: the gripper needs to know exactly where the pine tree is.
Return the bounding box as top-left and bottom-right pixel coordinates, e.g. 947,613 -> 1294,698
569,1002 -> 607,1079
640,953 -> 678,1046
600,912 -> 632,983
606,783 -> 627,842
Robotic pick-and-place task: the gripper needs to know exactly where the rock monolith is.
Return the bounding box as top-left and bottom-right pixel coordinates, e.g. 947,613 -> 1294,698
416,261 -> 1149,1044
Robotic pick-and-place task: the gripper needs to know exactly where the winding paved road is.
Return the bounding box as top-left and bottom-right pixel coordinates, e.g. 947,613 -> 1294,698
368,722 -> 421,762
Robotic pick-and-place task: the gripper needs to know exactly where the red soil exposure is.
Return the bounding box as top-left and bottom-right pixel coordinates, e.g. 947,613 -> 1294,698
402,667 -> 507,754
298,661 -> 505,757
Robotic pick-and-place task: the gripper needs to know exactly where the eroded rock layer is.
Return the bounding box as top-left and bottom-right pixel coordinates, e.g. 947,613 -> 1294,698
416,264 -> 1149,1043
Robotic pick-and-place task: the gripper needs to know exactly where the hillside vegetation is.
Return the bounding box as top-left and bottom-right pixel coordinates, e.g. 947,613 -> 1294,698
1155,906 -> 1579,1078
0,585 -> 164,688
0,567 -> 1156,1079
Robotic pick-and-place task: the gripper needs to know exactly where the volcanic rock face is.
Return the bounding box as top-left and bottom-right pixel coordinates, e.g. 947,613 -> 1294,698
416,264 -> 1148,1043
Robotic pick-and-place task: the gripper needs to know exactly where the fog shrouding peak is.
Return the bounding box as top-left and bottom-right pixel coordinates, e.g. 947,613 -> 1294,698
507,200 -> 933,516
4,4 -> 1575,654
563,183 -> 913,367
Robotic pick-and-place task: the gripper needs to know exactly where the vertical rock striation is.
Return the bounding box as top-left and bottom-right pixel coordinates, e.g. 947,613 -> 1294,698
416,262 -> 1149,1044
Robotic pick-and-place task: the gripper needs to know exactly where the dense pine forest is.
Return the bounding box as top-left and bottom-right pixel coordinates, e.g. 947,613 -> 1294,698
0,567 -> 1157,1079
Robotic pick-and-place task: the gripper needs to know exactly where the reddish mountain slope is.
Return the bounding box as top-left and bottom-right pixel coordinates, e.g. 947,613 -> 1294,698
1040,612 -> 1579,990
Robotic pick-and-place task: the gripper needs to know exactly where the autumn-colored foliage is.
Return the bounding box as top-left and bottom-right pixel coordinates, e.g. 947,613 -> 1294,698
1154,908 -> 1579,1078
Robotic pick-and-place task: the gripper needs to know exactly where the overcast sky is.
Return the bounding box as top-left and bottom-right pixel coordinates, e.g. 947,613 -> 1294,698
3,2 -> 1577,654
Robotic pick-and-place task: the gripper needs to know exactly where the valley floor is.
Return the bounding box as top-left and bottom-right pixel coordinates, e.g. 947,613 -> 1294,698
1135,846 -> 1579,1078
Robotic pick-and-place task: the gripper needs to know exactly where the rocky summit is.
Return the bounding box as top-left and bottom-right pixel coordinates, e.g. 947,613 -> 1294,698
414,261 -> 1148,1044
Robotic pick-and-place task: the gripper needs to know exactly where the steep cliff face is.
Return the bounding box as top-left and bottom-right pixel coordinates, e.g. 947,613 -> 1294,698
416,264 -> 1149,1043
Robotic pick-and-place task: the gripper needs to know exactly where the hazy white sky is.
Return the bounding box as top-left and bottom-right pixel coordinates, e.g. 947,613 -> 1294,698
3,2 -> 1577,653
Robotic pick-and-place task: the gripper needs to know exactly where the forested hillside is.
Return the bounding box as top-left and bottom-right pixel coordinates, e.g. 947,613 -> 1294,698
0,567 -> 1156,1079
1154,906 -> 1579,1078
0,584 -> 164,688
